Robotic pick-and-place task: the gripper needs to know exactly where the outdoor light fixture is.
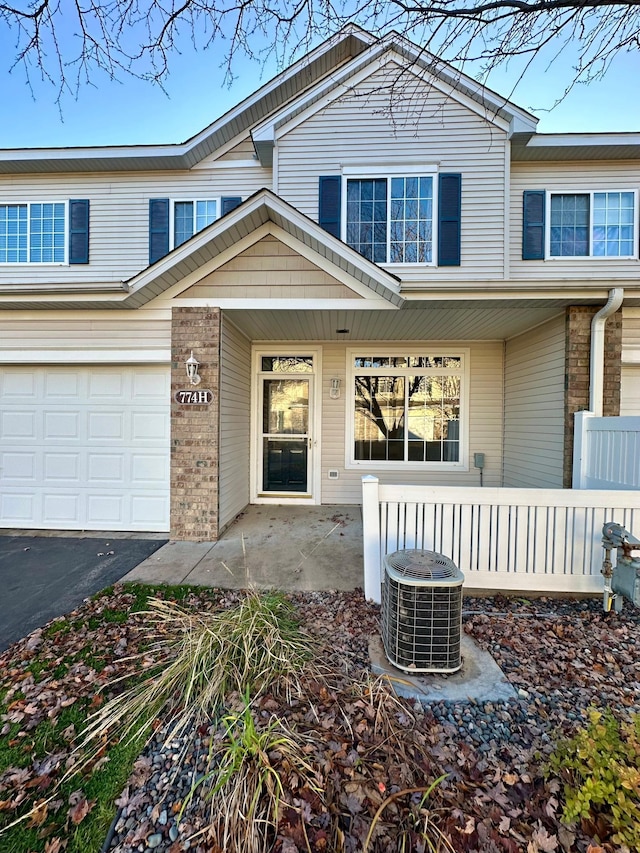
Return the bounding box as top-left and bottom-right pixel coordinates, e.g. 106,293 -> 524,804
330,377 -> 341,399
185,351 -> 201,385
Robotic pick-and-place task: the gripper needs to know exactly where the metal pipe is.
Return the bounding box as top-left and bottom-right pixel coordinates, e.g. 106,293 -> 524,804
590,288 -> 624,416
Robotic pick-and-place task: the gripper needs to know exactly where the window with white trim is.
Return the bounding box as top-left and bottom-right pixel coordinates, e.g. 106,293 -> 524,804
344,172 -> 436,264
0,202 -> 66,263
349,353 -> 464,466
172,199 -> 218,248
548,191 -> 637,258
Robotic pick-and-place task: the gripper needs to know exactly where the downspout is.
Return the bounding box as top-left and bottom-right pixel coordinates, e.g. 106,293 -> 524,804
589,288 -> 624,416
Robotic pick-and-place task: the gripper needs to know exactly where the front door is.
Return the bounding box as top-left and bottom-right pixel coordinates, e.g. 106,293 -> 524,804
255,354 -> 317,500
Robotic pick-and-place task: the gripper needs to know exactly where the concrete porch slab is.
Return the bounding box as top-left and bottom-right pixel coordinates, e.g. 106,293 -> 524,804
122,505 -> 364,591
185,505 -> 363,590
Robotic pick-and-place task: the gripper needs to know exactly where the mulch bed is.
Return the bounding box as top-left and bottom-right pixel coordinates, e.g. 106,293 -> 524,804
1,586 -> 638,852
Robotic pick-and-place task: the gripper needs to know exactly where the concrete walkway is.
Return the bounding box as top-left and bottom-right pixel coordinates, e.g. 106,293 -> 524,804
123,505 -> 364,590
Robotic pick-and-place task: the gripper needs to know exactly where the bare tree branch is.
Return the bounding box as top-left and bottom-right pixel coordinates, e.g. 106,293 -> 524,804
0,0 -> 638,106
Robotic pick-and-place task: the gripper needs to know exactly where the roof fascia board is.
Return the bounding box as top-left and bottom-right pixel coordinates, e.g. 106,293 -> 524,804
525,132 -> 640,148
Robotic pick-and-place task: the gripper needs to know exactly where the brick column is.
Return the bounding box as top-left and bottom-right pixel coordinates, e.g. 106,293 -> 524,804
170,307 -> 221,540
563,306 -> 622,487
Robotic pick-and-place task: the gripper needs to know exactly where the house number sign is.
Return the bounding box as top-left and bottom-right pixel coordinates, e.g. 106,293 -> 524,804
175,389 -> 214,405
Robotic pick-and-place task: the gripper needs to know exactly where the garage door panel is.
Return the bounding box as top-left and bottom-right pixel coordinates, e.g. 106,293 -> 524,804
45,411 -> 81,439
2,452 -> 36,481
0,367 -> 170,532
132,453 -> 169,485
2,411 -> 37,439
1,492 -> 36,522
44,453 -> 81,482
88,411 -> 126,440
45,372 -> 82,398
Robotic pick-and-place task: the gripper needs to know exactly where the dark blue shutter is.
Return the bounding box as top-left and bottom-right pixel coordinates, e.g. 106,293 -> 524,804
149,199 -> 170,265
522,190 -> 546,260
438,173 -> 461,266
221,196 -> 242,216
319,176 -> 341,238
68,200 -> 89,264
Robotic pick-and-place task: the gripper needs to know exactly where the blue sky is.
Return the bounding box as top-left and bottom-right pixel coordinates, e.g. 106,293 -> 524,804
0,24 -> 638,149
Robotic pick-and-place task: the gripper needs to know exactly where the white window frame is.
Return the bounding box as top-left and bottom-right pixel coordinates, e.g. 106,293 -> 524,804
169,198 -> 221,249
345,347 -> 469,472
341,165 -> 439,267
0,200 -> 68,265
250,347 -> 323,505
545,189 -> 638,260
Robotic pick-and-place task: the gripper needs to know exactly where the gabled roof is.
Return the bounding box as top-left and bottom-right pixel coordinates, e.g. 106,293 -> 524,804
252,31 -> 539,166
123,188 -> 404,308
0,26 -> 374,175
0,25 -> 540,175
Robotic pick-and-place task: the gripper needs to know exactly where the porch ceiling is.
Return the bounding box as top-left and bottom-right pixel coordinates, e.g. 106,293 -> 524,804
224,301 -> 569,341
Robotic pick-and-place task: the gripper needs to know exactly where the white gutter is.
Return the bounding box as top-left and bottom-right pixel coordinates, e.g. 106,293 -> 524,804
590,287 -> 624,416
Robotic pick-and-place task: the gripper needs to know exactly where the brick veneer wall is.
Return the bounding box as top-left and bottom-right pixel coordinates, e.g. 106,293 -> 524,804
563,306 -> 622,487
170,307 -> 221,540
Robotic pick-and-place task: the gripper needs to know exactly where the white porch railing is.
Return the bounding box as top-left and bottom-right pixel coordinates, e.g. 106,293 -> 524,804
362,475 -> 640,603
573,411 -> 640,489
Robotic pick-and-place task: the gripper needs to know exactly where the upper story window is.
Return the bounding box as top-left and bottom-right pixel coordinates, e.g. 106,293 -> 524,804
149,196 -> 242,265
523,189 -> 638,261
173,199 -> 218,248
0,202 -> 66,263
319,172 -> 461,268
550,191 -> 636,258
345,175 -> 434,264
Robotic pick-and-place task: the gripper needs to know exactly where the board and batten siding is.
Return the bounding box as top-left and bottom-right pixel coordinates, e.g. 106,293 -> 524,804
510,161 -> 640,280
275,60 -> 509,284
219,315 -> 251,530
503,315 -> 565,488
0,309 -> 171,358
0,164 -> 271,287
320,341 -> 504,504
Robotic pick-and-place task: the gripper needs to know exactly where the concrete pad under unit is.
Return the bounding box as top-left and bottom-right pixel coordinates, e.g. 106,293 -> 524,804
369,634 -> 517,704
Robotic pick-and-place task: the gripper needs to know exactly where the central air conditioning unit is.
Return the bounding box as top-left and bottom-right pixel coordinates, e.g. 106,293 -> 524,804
381,549 -> 464,673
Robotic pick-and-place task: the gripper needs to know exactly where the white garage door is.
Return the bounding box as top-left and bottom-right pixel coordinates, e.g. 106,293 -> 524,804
0,366 -> 170,532
621,366 -> 640,416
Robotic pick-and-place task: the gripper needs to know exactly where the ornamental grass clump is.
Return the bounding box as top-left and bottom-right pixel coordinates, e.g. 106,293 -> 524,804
187,700 -> 321,853
75,590 -> 316,766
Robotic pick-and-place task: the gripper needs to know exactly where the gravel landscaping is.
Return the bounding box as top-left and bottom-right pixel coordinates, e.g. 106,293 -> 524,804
1,585 -> 639,852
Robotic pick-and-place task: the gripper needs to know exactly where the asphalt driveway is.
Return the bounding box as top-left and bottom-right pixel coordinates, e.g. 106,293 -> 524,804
0,534 -> 167,652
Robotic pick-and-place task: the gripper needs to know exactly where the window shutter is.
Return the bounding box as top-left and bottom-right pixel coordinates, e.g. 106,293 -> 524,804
438,173 -> 461,266
221,196 -> 242,216
522,190 -> 546,260
319,176 -> 341,238
68,200 -> 89,264
149,199 -> 170,265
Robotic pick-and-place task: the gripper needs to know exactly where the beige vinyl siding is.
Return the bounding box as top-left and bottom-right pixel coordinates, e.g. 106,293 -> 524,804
182,235 -> 361,298
621,309 -> 640,415
0,165 -> 271,287
320,341 -> 503,504
276,60 -> 509,284
503,315 -> 565,488
510,161 -> 640,280
219,315 -> 251,529
0,309 -> 170,357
